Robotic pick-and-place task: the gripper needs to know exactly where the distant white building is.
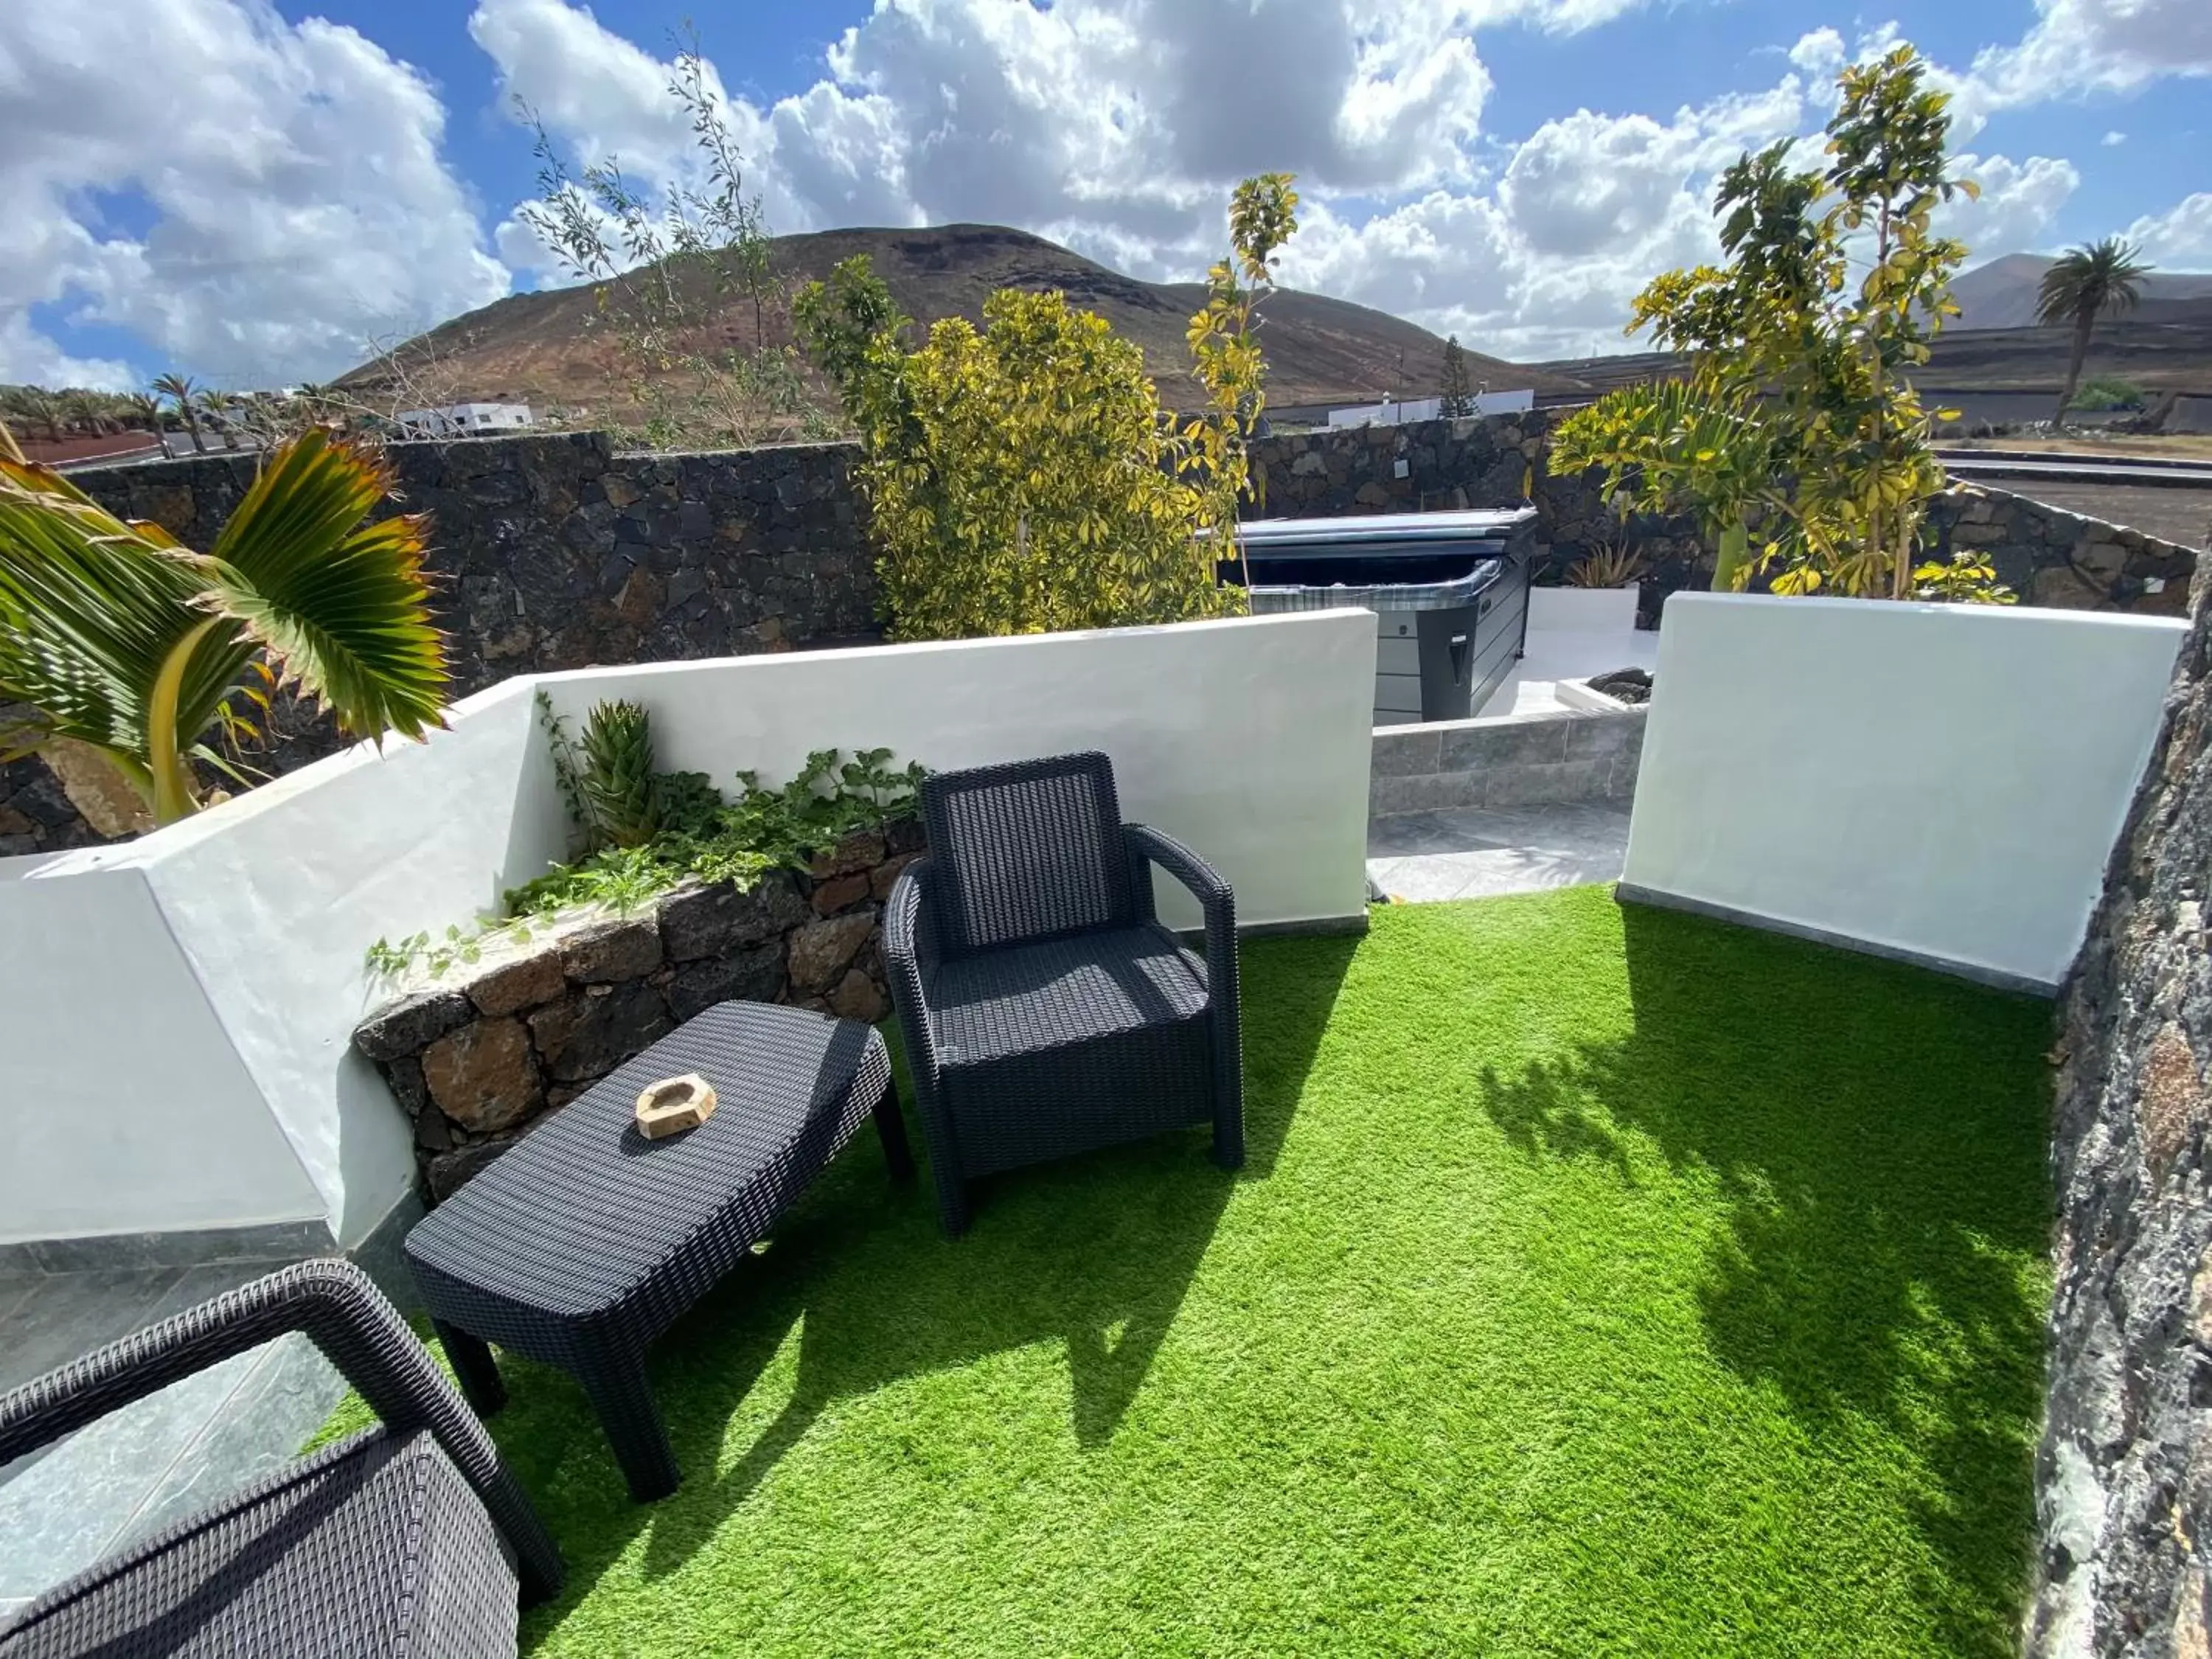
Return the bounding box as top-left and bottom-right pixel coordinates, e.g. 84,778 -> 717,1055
394,402 -> 534,439
1325,390 -> 1534,428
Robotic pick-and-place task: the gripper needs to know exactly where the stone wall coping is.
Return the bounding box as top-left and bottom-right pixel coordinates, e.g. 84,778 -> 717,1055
1371,703 -> 1648,741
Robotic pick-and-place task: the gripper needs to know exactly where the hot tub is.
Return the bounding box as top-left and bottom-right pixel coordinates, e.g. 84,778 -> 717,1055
1225,507 -> 1536,726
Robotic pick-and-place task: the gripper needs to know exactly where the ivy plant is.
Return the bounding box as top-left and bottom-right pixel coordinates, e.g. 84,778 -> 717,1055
366,711 -> 925,984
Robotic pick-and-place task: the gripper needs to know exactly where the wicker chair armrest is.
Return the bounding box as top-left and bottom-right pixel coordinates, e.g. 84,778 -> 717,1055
884,860 -> 945,1077
1124,824 -> 1235,942
1126,822 -> 1243,1164
0,1258 -> 563,1604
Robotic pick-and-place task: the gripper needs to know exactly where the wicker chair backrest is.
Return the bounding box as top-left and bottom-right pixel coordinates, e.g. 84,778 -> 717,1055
920,752 -> 1135,956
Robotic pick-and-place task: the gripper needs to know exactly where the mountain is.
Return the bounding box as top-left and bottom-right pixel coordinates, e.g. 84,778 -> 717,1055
337,223 -> 1589,414
1531,256 -> 2212,398
1950,253 -> 2212,332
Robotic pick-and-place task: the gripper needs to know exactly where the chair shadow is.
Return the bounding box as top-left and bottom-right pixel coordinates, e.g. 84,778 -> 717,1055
478,931 -> 1360,1619
1471,903 -> 2053,1658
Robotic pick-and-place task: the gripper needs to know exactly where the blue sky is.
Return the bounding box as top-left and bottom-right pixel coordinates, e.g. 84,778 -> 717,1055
3,0 -> 2207,390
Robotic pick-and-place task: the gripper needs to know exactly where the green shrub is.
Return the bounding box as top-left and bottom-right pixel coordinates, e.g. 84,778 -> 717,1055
794,175 -> 1299,641
2068,375 -> 2147,412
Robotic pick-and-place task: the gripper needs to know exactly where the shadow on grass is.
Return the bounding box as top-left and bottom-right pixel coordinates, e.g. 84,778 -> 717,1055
1473,902 -> 2053,1658
481,931 -> 1358,1628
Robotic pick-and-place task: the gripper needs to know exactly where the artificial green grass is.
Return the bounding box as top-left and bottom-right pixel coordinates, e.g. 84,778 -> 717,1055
326,886 -> 2053,1655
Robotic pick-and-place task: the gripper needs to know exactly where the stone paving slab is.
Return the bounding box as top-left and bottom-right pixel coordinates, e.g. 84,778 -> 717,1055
1366,801 -> 1633,903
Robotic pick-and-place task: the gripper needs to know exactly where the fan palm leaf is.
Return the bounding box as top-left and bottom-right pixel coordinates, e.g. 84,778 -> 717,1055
0,430 -> 449,823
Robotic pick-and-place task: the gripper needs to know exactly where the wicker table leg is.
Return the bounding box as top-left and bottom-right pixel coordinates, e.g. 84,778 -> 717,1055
433,1319 -> 507,1416
872,1081 -> 916,1184
573,1338 -> 681,1502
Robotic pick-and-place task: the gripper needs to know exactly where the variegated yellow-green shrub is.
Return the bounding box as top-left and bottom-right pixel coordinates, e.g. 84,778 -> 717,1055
1551,47 -> 2008,603
795,176 -> 1299,641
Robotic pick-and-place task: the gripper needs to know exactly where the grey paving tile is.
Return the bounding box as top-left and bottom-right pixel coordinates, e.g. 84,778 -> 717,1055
1450,848 -> 1629,898
1366,855 -> 1481,904
1366,808 -> 1514,858
1366,799 -> 1633,905
0,1276 -> 39,1329
0,1348 -> 259,1602
121,1335 -> 347,1546
0,1269 -> 184,1394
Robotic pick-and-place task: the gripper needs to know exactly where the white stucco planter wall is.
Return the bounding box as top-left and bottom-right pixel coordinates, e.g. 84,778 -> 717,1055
1620,593 -> 2185,991
6,611 -> 1376,1250
1528,585 -> 1639,635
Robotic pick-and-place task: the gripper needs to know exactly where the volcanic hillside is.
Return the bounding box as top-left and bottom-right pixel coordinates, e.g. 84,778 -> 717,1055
338,223 -> 1590,414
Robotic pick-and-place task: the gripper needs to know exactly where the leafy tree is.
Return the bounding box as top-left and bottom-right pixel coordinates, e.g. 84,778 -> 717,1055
1439,335 -> 1475,418
1552,46 -> 1990,601
795,175 -> 1299,641
2037,239 -> 2153,428
515,31 -> 823,451
152,373 -> 206,453
0,431 -> 450,823
1183,172 -> 1300,589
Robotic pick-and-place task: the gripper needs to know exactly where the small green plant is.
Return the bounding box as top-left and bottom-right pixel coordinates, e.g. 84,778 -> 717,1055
1912,552 -> 2017,605
575,700 -> 658,848
2068,375 -> 2147,413
366,740 -> 927,985
1564,543 -> 1646,588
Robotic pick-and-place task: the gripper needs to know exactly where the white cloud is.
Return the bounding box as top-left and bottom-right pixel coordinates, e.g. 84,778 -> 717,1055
478,0 -> 1508,286
1951,0 -> 2212,132
13,0 -> 2211,387
2127,194 -> 2212,265
2102,131 -> 2127,145
0,1 -> 509,389
1940,154 -> 2081,253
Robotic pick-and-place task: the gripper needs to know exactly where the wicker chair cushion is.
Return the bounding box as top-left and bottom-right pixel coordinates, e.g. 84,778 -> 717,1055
0,1427 -> 515,1659
928,925 -> 1208,1069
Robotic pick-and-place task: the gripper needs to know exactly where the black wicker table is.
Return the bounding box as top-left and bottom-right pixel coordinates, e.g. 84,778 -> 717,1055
404,1000 -> 911,1502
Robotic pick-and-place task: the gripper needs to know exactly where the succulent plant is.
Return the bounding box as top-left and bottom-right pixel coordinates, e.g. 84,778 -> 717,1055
578,699 -> 659,849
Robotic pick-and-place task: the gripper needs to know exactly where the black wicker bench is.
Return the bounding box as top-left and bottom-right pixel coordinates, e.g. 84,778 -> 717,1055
404,1000 -> 912,1502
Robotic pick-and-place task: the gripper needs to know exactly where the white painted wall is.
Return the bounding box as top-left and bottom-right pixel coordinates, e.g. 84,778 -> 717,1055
1622,593 -> 2185,989
0,868 -> 324,1243
10,612 -> 1374,1248
35,678 -> 560,1246
535,612 -> 1378,933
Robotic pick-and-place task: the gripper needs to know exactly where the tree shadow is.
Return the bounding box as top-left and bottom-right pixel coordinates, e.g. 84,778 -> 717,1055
1471,904 -> 2053,1656
479,931 -> 1359,1623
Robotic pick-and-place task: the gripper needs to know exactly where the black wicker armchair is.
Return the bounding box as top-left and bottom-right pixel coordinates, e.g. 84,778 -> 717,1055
885,751 -> 1242,1236
0,1259 -> 561,1658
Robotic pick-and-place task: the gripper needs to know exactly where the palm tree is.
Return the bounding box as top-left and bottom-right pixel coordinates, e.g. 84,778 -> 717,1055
2037,238 -> 2154,428
121,392 -> 164,434
201,389 -> 244,451
0,431 -> 451,824
58,389 -> 115,437
152,373 -> 206,453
